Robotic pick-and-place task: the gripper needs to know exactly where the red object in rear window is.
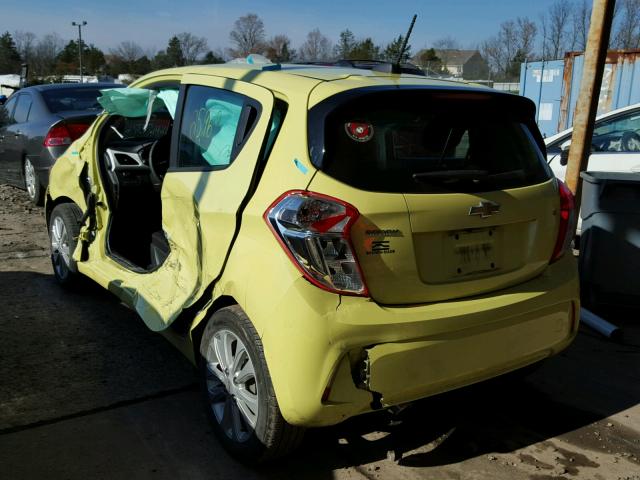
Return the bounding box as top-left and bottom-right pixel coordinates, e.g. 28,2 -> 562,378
43,122 -> 89,147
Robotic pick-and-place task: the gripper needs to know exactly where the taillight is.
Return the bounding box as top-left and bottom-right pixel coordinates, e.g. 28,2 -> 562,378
264,190 -> 369,296
44,122 -> 89,147
550,180 -> 576,263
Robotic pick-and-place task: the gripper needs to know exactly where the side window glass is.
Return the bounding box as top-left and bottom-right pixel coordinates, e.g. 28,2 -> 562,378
593,111 -> 640,152
178,86 -> 246,168
13,94 -> 32,123
0,96 -> 17,126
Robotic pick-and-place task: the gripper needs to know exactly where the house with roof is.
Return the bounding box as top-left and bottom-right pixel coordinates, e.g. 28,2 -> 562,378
435,49 -> 489,79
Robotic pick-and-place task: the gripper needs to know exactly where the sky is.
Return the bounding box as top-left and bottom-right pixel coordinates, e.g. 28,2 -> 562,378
2,0 -> 566,54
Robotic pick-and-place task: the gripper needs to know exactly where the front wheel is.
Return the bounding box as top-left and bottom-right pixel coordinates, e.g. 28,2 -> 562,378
199,305 -> 304,463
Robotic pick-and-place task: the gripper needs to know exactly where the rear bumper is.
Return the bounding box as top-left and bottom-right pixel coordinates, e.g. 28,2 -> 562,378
260,253 -> 579,427
364,300 -> 574,407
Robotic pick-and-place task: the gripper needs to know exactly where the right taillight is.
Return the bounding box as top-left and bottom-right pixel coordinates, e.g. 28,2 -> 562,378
550,180 -> 576,263
264,190 -> 369,296
44,122 -> 90,147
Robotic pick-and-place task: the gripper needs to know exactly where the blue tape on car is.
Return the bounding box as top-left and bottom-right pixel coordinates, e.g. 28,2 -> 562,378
294,158 -> 308,174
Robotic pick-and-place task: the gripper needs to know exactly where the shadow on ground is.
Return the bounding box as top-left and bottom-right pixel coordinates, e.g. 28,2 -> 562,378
1,270 -> 639,479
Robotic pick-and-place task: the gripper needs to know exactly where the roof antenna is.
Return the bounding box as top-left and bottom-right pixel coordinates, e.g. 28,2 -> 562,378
394,14 -> 417,72
373,14 -> 417,74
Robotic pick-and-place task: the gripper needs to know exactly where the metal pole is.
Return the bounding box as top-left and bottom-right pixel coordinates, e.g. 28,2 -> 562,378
564,0 -> 616,213
72,21 -> 87,83
581,308 -> 622,340
536,60 -> 545,124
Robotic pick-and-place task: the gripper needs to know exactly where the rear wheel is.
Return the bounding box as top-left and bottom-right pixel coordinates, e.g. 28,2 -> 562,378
49,203 -> 84,286
199,305 -> 304,463
24,159 -> 43,206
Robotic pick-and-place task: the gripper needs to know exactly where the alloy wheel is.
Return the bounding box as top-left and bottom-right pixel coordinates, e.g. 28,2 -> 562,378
205,328 -> 259,443
24,160 -> 36,200
50,216 -> 70,278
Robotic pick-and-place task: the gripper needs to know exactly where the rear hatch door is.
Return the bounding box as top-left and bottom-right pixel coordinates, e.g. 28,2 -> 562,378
308,87 -> 559,304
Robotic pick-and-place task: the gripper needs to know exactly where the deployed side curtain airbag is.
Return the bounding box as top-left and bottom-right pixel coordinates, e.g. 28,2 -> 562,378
98,88 -> 178,119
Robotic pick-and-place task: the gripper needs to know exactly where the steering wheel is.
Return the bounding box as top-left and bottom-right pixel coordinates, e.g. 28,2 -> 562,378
148,134 -> 171,191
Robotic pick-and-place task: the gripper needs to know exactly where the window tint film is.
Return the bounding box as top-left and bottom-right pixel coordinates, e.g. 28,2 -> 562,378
42,88 -> 103,113
310,90 -> 551,193
178,86 -> 246,168
13,94 -> 32,123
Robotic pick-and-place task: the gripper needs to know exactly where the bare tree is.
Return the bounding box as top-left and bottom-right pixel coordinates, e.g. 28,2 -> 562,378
299,28 -> 332,61
31,33 -> 64,76
13,31 -> 37,63
572,0 -> 591,51
612,0 -> 640,49
264,34 -> 295,62
540,0 -> 573,59
176,32 -> 208,64
111,41 -> 144,63
229,13 -> 266,57
481,17 -> 537,81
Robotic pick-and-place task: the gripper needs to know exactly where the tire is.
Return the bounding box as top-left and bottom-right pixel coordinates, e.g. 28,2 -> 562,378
24,158 -> 43,206
49,203 -> 84,287
199,305 -> 304,463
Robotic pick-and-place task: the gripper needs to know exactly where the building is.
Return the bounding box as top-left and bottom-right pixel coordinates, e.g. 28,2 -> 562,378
435,49 -> 489,79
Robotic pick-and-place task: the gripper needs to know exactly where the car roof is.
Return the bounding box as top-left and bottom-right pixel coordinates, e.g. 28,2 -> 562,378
134,63 -> 487,96
22,83 -> 124,93
545,102 -> 640,144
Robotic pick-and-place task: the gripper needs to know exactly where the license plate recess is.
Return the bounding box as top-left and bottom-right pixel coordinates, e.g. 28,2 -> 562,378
450,228 -> 498,276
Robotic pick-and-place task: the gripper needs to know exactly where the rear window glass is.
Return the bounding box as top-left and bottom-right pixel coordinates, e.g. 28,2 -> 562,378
42,88 -> 103,113
309,90 -> 551,193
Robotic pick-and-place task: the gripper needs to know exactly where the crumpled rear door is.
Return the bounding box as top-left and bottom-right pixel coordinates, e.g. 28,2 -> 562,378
116,74 -> 275,330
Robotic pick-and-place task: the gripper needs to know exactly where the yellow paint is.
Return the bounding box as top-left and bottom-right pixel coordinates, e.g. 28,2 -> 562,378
46,64 -> 580,427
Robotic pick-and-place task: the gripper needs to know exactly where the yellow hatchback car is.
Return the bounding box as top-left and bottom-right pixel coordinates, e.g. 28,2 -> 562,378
46,61 -> 579,462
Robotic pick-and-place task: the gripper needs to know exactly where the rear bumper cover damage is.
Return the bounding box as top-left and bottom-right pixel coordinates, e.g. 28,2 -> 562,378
267,254 -> 579,427
361,299 -> 575,408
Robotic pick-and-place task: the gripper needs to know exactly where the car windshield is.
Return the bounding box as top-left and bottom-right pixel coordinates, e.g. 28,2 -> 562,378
310,89 -> 551,194
42,87 -> 103,113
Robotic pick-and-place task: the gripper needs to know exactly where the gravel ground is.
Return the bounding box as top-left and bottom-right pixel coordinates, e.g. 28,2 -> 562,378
0,183 -> 639,480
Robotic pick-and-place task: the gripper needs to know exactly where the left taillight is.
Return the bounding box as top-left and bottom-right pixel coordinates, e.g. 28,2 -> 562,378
44,122 -> 90,147
264,190 -> 369,296
550,180 -> 577,263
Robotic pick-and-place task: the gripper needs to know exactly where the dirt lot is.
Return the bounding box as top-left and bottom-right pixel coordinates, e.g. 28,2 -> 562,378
1,183 -> 639,480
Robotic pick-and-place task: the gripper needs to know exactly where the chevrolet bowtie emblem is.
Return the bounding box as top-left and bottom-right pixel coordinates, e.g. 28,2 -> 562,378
469,201 -> 501,218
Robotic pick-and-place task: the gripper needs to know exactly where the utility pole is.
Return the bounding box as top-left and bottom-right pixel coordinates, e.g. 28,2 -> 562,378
564,0 -> 616,212
71,21 -> 87,83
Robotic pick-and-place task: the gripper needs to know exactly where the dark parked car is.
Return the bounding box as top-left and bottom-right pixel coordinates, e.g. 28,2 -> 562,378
0,83 -> 122,204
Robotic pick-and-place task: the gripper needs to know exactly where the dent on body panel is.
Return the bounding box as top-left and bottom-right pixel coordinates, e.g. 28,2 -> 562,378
47,141 -> 89,207
130,176 -> 204,331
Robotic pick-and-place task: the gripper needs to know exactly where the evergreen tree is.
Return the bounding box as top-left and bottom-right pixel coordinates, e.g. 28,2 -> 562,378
165,36 -> 185,67
201,50 -> 225,64
348,38 -> 380,60
334,29 -> 356,59
56,40 -> 106,75
383,35 -> 411,63
0,31 -> 23,73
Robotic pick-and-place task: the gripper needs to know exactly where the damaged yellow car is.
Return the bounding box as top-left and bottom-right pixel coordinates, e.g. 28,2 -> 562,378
46,60 -> 580,462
